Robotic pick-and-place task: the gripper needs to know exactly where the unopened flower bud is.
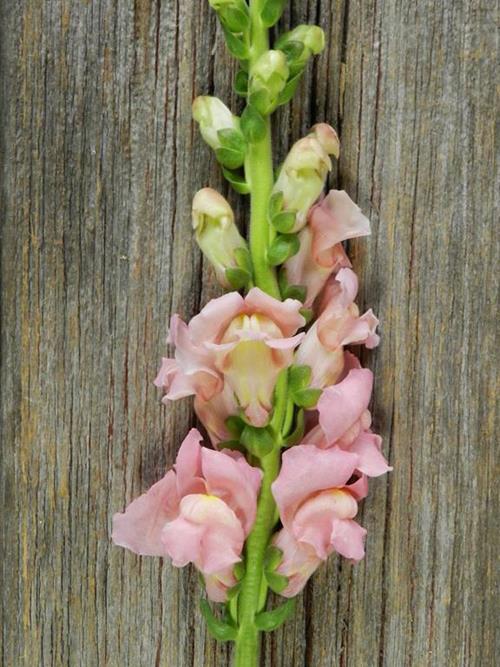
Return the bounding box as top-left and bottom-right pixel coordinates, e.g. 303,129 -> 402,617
192,188 -> 249,288
276,25 -> 325,76
249,50 -> 289,115
309,123 -> 340,159
192,96 -> 241,150
208,0 -> 250,34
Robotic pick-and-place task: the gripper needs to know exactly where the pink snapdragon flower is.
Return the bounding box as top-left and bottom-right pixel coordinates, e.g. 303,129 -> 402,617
304,353 -> 391,478
112,429 -> 262,602
154,288 -> 305,427
295,268 -> 379,388
285,189 -> 371,307
271,445 -> 366,597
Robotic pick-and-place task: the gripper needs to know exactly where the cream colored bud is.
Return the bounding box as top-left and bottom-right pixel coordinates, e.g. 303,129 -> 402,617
309,123 -> 340,159
192,188 -> 248,288
192,96 -> 240,150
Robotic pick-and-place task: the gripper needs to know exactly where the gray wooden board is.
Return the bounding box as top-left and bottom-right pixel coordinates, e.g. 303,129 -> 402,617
1,1 -> 498,665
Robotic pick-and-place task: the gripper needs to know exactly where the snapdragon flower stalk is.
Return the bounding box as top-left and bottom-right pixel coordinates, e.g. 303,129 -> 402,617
112,1 -> 391,665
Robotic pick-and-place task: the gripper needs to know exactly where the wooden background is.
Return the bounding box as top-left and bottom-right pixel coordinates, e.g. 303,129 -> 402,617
1,1 -> 498,665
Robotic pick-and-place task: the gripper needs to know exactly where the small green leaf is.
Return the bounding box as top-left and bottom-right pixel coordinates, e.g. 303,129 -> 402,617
268,191 -> 284,218
226,581 -> 242,600
215,147 -> 246,169
241,425 -> 274,457
289,365 -> 312,392
217,128 -> 246,153
241,105 -> 267,143
299,307 -> 313,324
261,0 -> 287,27
283,408 -> 305,446
249,88 -> 272,115
225,415 -> 245,438
234,246 -> 253,274
267,234 -> 300,266
234,561 -> 246,581
234,69 -> 249,96
277,71 -> 304,106
264,545 -> 283,571
217,439 -> 247,454
293,387 -> 322,409
222,167 -> 250,194
200,600 -> 238,641
283,284 -> 306,302
225,267 -> 251,290
271,210 -> 296,233
265,571 -> 289,594
280,40 -> 305,61
219,7 -> 249,33
255,599 -> 296,632
222,26 -> 249,59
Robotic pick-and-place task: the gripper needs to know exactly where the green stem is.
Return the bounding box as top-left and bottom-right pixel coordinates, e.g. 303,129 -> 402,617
244,0 -> 280,300
234,4 -> 286,665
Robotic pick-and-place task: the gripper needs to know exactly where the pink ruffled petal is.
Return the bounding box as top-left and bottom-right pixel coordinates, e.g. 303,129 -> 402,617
188,292 -> 245,344
271,445 -> 359,529
111,469 -> 179,556
318,368 -> 373,443
200,447 -> 262,534
194,383 -> 239,446
244,287 -> 305,336
273,528 -> 322,598
204,566 -> 238,603
348,432 -> 392,477
330,518 -> 367,561
174,429 -> 206,497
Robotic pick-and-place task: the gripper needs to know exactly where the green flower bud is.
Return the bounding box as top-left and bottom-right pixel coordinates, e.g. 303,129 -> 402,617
208,0 -> 250,34
192,96 -> 241,150
192,188 -> 249,288
271,123 -> 339,232
249,50 -> 289,115
276,25 -> 325,75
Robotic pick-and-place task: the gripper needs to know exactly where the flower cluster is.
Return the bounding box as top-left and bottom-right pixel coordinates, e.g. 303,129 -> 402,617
112,1 -> 390,654
112,125 -> 390,603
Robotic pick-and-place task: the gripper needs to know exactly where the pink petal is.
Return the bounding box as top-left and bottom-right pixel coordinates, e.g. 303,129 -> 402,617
318,368 -> 373,443
295,323 -> 345,388
273,528 -> 322,597
194,383 -> 238,446
200,447 -> 262,534
348,432 -> 392,477
271,445 -> 359,530
309,190 -> 371,266
244,287 -> 305,336
174,429 -> 206,497
188,292 -> 245,344
112,469 -> 179,556
330,518 -> 366,561
203,567 -> 237,603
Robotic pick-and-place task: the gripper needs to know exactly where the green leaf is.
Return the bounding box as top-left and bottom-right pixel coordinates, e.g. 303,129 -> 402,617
289,365 -> 312,392
277,71 -> 304,106
280,40 -> 305,62
215,146 -> 246,169
265,571 -> 289,594
225,415 -> 245,438
267,234 -> 300,266
249,88 -> 272,115
217,439 -> 247,454
233,561 -> 246,581
219,7 -> 249,33
255,599 -> 296,632
283,284 -> 306,302
234,246 -> 253,274
200,599 -> 238,641
241,105 -> 267,143
261,0 -> 287,27
222,167 -> 250,194
264,545 -> 283,571
234,69 -> 249,96
271,210 -> 296,233
226,581 -> 242,600
217,128 -> 246,153
225,267 -> 251,289
268,191 -> 284,219
240,425 -> 274,457
293,387 -> 322,409
283,408 -> 305,446
222,26 -> 249,59
299,307 -> 313,324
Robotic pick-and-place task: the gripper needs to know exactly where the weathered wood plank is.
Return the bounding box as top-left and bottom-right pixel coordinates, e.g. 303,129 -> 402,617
1,1 -> 497,666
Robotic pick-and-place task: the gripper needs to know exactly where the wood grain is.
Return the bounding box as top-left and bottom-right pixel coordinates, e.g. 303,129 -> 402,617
1,1 -> 497,665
